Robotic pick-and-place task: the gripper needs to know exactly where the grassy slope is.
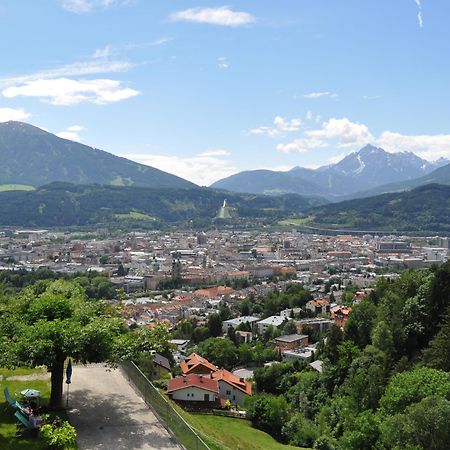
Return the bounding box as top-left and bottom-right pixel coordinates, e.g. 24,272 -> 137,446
0,368 -> 76,450
181,413 -> 307,450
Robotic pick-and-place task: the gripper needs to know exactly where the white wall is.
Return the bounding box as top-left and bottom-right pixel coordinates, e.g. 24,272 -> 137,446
171,386 -> 216,402
217,380 -> 248,407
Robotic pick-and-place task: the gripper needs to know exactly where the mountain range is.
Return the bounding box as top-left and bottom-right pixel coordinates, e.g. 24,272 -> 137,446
0,121 -> 195,189
211,145 -> 449,200
0,122 -> 448,232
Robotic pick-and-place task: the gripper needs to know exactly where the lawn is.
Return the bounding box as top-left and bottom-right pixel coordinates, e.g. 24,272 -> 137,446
0,367 -> 76,450
181,413 -> 308,450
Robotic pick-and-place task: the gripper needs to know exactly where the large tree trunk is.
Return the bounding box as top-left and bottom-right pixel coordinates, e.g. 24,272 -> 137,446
50,355 -> 66,409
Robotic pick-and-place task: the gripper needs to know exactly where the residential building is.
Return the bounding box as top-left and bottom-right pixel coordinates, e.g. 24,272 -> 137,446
222,316 -> 259,334
152,353 -> 171,379
274,334 -> 309,353
211,369 -> 252,407
180,353 -> 218,375
167,374 -> 219,403
256,315 -> 285,335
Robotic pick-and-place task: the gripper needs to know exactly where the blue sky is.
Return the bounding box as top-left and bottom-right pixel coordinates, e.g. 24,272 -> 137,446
1,0 -> 449,185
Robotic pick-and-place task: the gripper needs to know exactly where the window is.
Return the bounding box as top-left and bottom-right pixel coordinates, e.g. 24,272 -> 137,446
226,390 -> 231,395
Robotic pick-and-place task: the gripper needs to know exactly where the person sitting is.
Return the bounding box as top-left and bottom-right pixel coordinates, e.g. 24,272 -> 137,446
29,412 -> 43,428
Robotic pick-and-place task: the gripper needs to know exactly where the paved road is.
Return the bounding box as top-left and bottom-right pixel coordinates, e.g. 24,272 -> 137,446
67,364 -> 181,450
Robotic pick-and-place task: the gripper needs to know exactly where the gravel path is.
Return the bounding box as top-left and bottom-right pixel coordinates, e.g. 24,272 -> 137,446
67,364 -> 181,450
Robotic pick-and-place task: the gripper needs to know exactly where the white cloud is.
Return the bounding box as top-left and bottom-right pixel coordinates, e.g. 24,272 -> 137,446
307,117 -> 374,148
61,0 -> 131,14
274,116 -> 301,132
250,116 -> 301,138
93,46 -> 112,59
377,131 -> 450,161
67,125 -> 86,132
414,0 -> 423,28
303,91 -> 337,99
306,110 -> 313,120
0,59 -> 133,89
170,6 -> 255,27
56,125 -> 87,142
0,107 -> 31,122
3,78 -> 139,106
217,57 -> 229,70
120,151 -> 236,186
198,149 -> 230,157
327,152 -> 348,165
417,11 -> 423,28
274,114 -> 450,161
276,137 -> 326,154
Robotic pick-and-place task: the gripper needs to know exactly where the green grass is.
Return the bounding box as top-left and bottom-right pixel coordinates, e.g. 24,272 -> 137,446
0,367 -> 76,450
178,412 -> 307,450
0,184 -> 35,192
278,216 -> 312,227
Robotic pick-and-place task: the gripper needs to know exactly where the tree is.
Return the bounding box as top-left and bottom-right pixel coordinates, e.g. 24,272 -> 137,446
344,300 -> 377,348
342,346 -> 386,412
207,313 -> 222,337
246,394 -> 289,441
380,366 -> 450,415
371,321 -> 394,357
191,326 -> 210,344
322,324 -> 343,364
424,308 -> 450,371
282,413 -> 318,447
117,263 -> 126,277
240,301 -> 250,316
283,320 -> 297,335
197,337 -> 237,369
339,410 -> 381,450
286,371 -> 327,419
0,280 -> 169,408
380,396 -> 450,450
254,362 -> 297,395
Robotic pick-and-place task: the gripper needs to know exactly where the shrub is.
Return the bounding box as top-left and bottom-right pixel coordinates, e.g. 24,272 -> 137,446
40,420 -> 77,449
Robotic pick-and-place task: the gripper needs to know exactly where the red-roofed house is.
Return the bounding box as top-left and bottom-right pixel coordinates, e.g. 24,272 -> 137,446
180,353 -> 218,375
167,374 -> 219,403
332,306 -> 352,329
193,286 -> 235,298
211,369 -> 252,407
306,298 -> 330,315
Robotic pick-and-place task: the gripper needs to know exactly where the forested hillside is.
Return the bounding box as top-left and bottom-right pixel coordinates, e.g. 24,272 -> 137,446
246,262 -> 450,449
299,184 -> 450,232
0,182 -> 326,227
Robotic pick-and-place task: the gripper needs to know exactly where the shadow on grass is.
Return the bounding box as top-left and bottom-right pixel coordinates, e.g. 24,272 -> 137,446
68,387 -> 179,450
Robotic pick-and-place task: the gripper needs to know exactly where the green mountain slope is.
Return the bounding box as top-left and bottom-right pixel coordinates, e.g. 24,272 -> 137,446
300,184 -> 450,232
0,182 -> 327,227
0,121 -> 195,189
350,163 -> 450,199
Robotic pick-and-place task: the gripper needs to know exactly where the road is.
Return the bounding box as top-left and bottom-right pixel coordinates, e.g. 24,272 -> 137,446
67,364 -> 181,450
